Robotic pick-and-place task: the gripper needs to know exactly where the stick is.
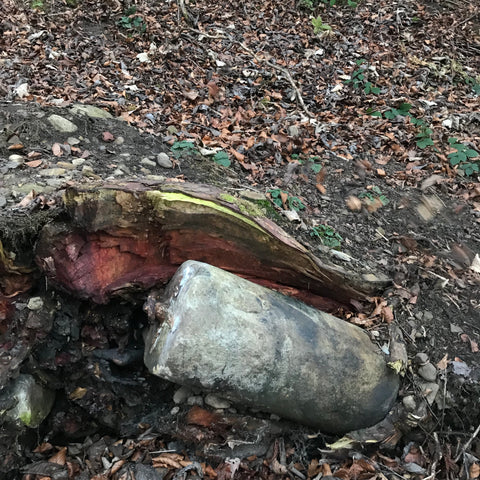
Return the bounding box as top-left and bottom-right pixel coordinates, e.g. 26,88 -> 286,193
454,423 -> 480,464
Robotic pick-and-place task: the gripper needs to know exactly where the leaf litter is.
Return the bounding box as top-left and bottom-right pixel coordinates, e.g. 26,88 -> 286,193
0,0 -> 479,478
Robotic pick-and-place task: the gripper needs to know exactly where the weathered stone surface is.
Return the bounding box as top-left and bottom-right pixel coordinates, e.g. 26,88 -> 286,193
144,261 -> 399,434
47,114 -> 78,132
0,374 -> 55,428
70,104 -> 113,119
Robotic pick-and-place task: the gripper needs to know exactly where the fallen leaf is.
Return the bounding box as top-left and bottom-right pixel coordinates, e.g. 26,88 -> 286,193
102,131 -> 115,142
25,159 -> 43,168
52,143 -> 63,156
69,387 -> 87,400
470,462 -> 480,479
460,334 -> 479,353
230,148 -> 245,162
346,196 -> 362,211
315,183 -> 326,194
8,143 -> 24,150
183,89 -> 199,101
377,168 -> 386,176
49,447 -> 67,465
280,191 -> 288,209
17,190 -> 36,208
437,354 -> 448,371
470,254 -> 480,273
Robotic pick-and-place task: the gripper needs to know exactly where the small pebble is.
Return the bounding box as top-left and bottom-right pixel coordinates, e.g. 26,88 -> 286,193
141,158 -> 157,168
39,168 -> 66,177
205,393 -> 231,409
414,353 -> 429,366
113,136 -> 124,145
402,395 -> 416,412
67,137 -> 80,145
418,362 -> 437,382
72,158 -> 86,167
157,152 -> 173,168
27,297 -> 43,311
0,196 -> 6,208
423,311 -> 433,322
418,381 -> 439,405
8,154 -> 24,163
170,406 -> 180,415
186,395 -> 204,406
173,385 -> 192,404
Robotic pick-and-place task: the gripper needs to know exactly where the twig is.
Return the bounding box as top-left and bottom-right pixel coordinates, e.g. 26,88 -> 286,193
237,41 -> 314,118
187,27 -> 315,118
178,0 -> 197,27
454,423 -> 480,463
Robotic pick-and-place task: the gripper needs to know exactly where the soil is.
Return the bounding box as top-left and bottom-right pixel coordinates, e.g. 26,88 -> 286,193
0,0 -> 480,478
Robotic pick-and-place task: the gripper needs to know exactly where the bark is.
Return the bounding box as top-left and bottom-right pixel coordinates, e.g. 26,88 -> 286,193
33,180 -> 390,309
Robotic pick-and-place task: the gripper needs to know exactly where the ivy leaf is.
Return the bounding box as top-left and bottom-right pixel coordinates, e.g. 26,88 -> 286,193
213,151 -> 231,167
417,138 -> 434,149
465,149 -> 479,158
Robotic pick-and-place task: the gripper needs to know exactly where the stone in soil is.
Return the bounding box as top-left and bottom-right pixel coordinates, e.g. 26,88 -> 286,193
144,260 -> 399,434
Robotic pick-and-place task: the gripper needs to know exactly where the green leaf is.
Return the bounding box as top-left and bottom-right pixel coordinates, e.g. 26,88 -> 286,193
213,151 -> 231,167
384,110 -> 395,120
399,103 -> 412,112
371,86 -> 380,94
366,108 -> 382,117
448,137 -> 458,145
416,138 -> 434,149
310,163 -> 322,173
466,149 -> 479,158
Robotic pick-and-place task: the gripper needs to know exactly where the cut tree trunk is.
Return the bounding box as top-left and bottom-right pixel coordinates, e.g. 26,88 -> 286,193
32,180 -> 390,309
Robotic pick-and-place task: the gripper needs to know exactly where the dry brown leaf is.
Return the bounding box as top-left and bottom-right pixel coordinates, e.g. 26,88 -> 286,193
280,191 -> 288,209
346,195 -> 362,212
69,387 -> 87,400
25,159 -> 42,168
315,183 -> 326,194
152,453 -> 183,469
186,405 -> 221,427
470,462 -> 480,479
49,447 -> 67,465
377,168 -> 386,176
183,89 -> 199,101
381,305 -> 394,323
437,353 -> 449,370
230,148 -> 245,162
7,143 -> 24,150
17,190 -> 36,208
33,443 -> 53,454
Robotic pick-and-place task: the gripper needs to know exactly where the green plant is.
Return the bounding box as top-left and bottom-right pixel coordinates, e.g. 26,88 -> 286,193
292,154 -> 322,173
30,0 -> 45,9
310,224 -> 343,249
298,0 -> 316,9
213,151 -> 231,167
118,7 -> 146,33
311,16 -> 332,34
416,126 -> 434,149
359,186 -> 389,205
448,137 -> 479,176
344,60 -> 380,95
171,140 -> 198,158
268,189 -> 305,211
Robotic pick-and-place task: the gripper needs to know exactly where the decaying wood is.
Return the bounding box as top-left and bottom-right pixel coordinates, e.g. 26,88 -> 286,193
33,180 -> 390,309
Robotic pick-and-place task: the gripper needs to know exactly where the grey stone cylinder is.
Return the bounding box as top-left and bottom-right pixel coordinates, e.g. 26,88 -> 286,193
144,261 -> 399,433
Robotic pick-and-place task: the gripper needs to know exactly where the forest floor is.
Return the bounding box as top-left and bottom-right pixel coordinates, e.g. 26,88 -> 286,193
0,0 -> 480,478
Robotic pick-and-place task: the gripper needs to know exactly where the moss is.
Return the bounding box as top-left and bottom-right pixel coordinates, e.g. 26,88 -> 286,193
218,193 -> 276,219
19,411 -> 32,427
146,191 -> 266,233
